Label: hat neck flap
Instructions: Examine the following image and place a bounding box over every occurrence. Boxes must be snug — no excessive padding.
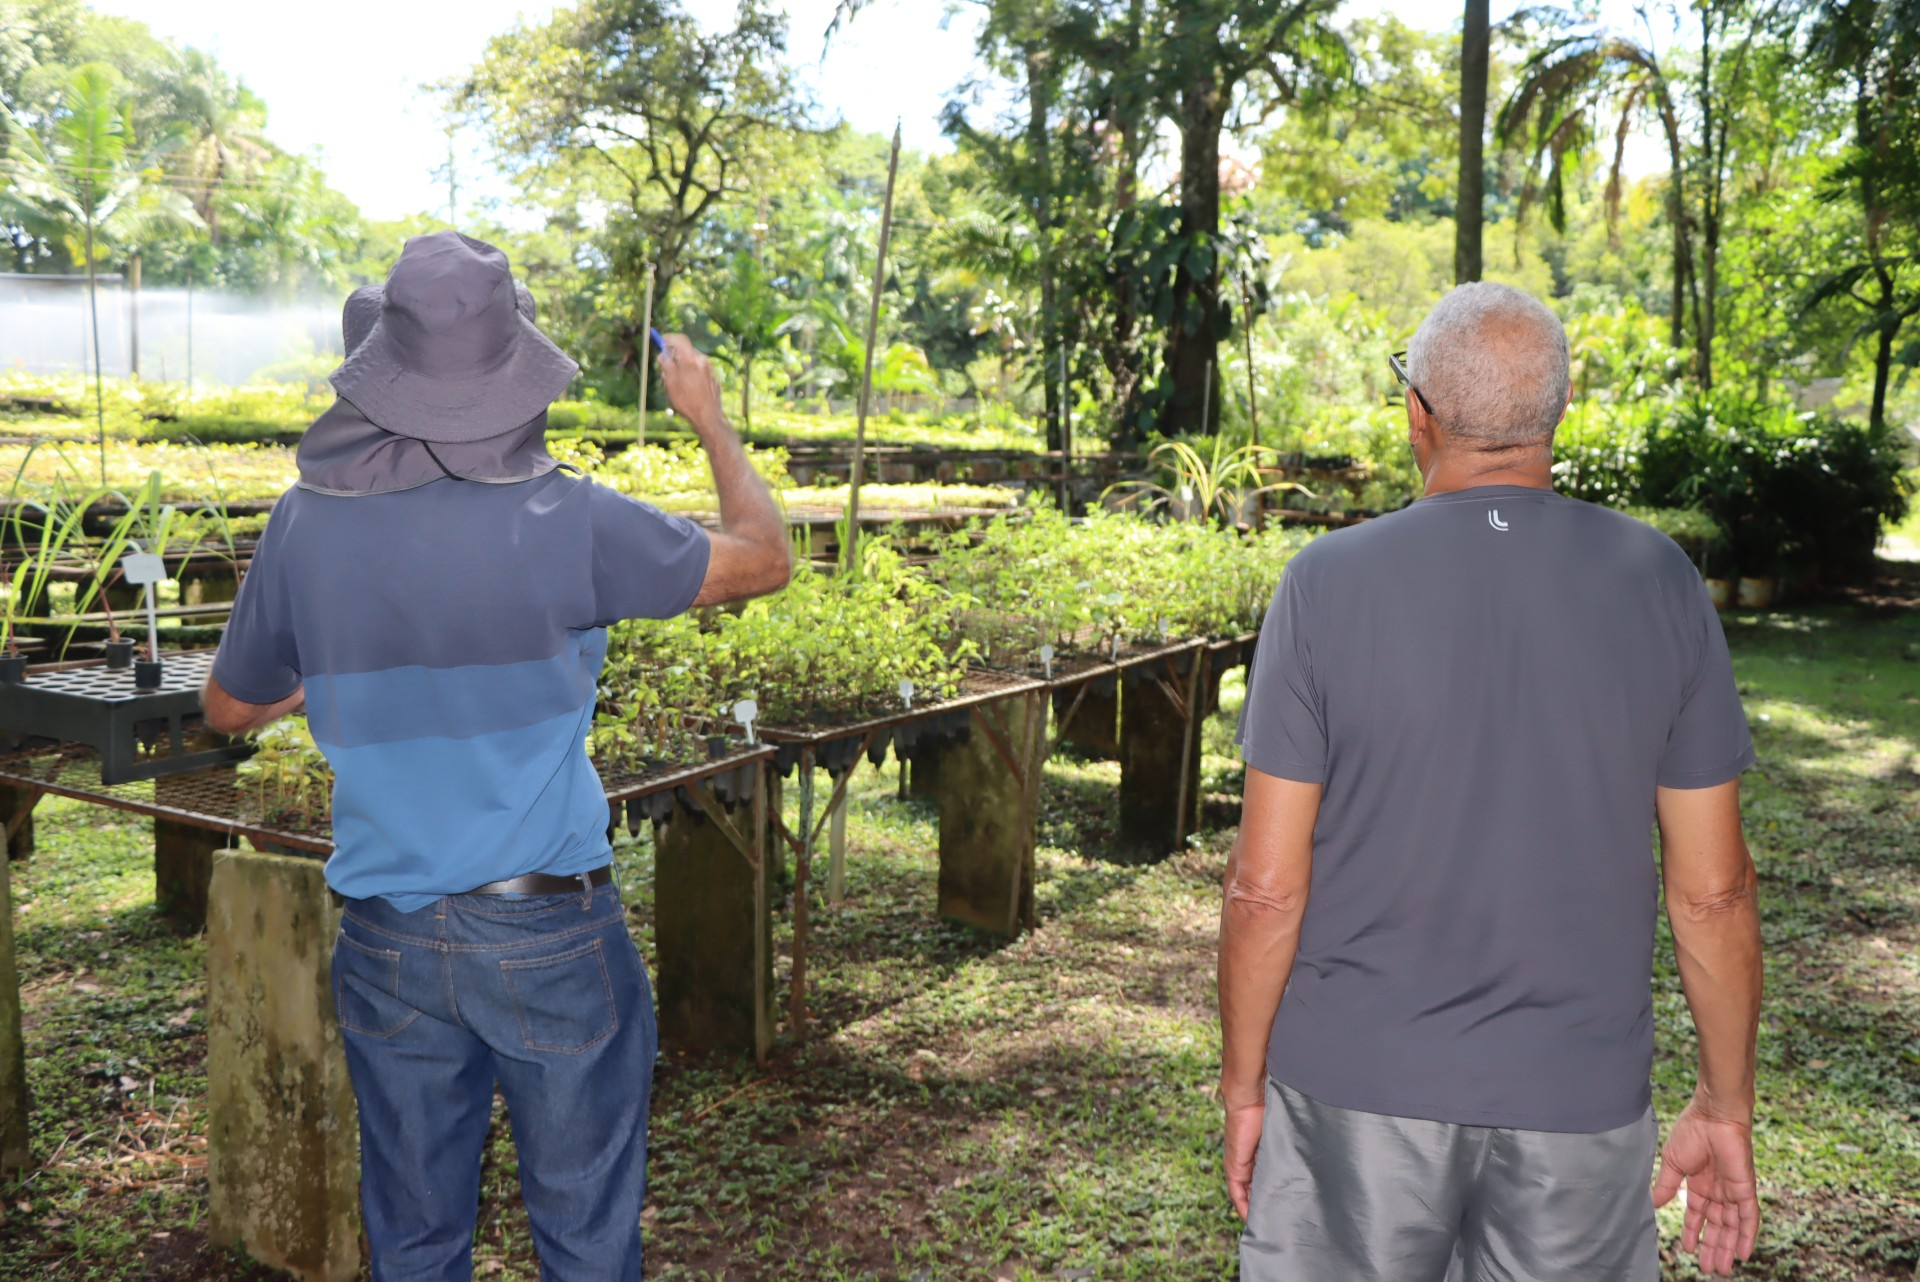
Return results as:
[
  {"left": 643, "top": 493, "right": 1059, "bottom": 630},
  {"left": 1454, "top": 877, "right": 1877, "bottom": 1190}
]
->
[{"left": 294, "top": 398, "right": 562, "bottom": 497}]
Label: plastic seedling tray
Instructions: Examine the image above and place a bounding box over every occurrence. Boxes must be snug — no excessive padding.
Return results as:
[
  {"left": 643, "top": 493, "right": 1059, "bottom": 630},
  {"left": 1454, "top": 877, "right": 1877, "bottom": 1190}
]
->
[{"left": 0, "top": 649, "right": 251, "bottom": 784}]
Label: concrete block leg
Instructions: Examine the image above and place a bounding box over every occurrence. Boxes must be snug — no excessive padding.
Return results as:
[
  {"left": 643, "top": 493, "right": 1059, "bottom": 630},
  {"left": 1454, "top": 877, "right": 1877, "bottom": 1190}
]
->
[
  {"left": 0, "top": 854, "right": 30, "bottom": 1173},
  {"left": 936, "top": 693, "right": 1045, "bottom": 937},
  {"left": 154, "top": 817, "right": 221, "bottom": 929},
  {"left": 206, "top": 849, "right": 360, "bottom": 1282},
  {"left": 907, "top": 740, "right": 944, "bottom": 799},
  {"left": 653, "top": 781, "right": 772, "bottom": 1059},
  {"left": 1053, "top": 679, "right": 1119, "bottom": 760},
  {"left": 1, "top": 784, "right": 36, "bottom": 862},
  {"left": 1116, "top": 665, "right": 1203, "bottom": 864}
]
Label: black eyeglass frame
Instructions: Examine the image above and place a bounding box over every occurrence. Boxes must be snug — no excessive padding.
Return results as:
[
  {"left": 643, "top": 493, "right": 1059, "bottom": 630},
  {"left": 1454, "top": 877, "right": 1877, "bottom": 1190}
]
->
[{"left": 1388, "top": 350, "right": 1435, "bottom": 418}]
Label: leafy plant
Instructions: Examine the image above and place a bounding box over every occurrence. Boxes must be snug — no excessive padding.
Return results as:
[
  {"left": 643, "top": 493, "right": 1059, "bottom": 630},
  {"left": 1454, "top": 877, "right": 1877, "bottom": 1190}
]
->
[
  {"left": 1103, "top": 437, "right": 1303, "bottom": 525},
  {"left": 236, "top": 716, "right": 331, "bottom": 828},
  {"left": 611, "top": 539, "right": 976, "bottom": 727}
]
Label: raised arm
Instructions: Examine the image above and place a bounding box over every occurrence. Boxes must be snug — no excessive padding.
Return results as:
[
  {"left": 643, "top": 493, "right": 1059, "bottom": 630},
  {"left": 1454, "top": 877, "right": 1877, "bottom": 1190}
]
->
[
  {"left": 1651, "top": 778, "right": 1763, "bottom": 1277},
  {"left": 1218, "top": 767, "right": 1321, "bottom": 1218},
  {"left": 658, "top": 334, "right": 791, "bottom": 606}
]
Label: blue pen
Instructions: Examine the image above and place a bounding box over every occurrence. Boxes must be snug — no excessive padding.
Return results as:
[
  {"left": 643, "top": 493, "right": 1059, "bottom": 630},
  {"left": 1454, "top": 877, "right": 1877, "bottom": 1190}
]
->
[{"left": 648, "top": 327, "right": 666, "bottom": 355}]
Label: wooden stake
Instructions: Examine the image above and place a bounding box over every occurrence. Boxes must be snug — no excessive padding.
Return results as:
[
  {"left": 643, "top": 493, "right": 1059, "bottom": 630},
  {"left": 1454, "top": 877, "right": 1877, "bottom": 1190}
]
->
[
  {"left": 1058, "top": 345, "right": 1072, "bottom": 513},
  {"left": 638, "top": 262, "right": 656, "bottom": 447},
  {"left": 843, "top": 121, "right": 903, "bottom": 581}
]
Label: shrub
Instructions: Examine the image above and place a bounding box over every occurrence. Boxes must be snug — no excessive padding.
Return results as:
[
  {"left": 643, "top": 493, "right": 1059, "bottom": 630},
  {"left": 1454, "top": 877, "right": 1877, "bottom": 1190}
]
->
[{"left": 1639, "top": 395, "right": 1911, "bottom": 582}]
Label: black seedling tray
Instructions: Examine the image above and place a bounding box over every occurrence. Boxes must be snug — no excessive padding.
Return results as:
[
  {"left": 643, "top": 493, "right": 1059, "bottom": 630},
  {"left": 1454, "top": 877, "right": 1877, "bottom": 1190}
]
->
[{"left": 0, "top": 649, "right": 251, "bottom": 784}]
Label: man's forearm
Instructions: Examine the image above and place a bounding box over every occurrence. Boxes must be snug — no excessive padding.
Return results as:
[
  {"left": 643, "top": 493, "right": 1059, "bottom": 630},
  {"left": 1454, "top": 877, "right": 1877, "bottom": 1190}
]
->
[
  {"left": 695, "top": 417, "right": 783, "bottom": 548},
  {"left": 201, "top": 676, "right": 304, "bottom": 736},
  {"left": 1218, "top": 845, "right": 1306, "bottom": 1107},
  {"left": 1669, "top": 868, "right": 1764, "bottom": 1116}
]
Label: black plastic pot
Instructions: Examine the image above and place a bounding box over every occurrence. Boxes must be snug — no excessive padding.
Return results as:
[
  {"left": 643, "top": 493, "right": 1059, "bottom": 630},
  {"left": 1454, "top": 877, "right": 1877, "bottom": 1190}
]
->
[
  {"left": 0, "top": 655, "right": 26, "bottom": 684},
  {"left": 134, "top": 658, "right": 163, "bottom": 690},
  {"left": 104, "top": 638, "right": 136, "bottom": 670}
]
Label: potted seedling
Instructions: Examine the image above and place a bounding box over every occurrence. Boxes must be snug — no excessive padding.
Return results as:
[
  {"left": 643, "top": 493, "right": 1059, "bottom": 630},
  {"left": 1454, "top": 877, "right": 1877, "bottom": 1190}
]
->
[{"left": 122, "top": 548, "right": 167, "bottom": 688}]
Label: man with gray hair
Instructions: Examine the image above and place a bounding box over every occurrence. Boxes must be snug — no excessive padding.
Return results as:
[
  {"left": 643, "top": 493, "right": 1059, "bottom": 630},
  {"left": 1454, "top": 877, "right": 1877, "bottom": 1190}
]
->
[{"left": 1219, "top": 281, "right": 1764, "bottom": 1278}]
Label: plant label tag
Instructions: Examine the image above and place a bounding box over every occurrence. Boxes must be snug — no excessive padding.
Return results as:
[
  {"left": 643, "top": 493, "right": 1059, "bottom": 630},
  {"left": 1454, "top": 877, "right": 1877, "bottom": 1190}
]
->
[
  {"left": 1038, "top": 643, "right": 1054, "bottom": 679},
  {"left": 1158, "top": 619, "right": 1169, "bottom": 642},
  {"left": 1110, "top": 634, "right": 1121, "bottom": 661},
  {"left": 732, "top": 698, "right": 759, "bottom": 745},
  {"left": 121, "top": 551, "right": 167, "bottom": 586},
  {"left": 898, "top": 679, "right": 914, "bottom": 710}
]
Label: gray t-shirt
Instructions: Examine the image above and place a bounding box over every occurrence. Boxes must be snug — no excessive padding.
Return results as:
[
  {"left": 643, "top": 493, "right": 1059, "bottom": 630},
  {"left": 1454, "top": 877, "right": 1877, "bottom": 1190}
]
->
[{"left": 1238, "top": 484, "right": 1754, "bottom": 1133}]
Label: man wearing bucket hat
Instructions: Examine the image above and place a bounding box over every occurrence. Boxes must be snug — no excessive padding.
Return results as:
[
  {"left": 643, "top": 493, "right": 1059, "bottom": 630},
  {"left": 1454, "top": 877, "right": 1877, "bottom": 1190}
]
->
[{"left": 204, "top": 230, "right": 790, "bottom": 1279}]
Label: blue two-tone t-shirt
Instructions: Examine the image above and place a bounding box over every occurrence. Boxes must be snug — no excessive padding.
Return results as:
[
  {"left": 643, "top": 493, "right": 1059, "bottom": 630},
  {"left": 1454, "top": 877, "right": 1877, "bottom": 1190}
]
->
[{"left": 213, "top": 471, "right": 710, "bottom": 911}]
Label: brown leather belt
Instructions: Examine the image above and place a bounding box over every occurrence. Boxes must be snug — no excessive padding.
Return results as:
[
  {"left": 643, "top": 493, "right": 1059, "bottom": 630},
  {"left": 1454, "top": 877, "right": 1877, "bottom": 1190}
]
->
[{"left": 463, "top": 865, "right": 614, "bottom": 896}]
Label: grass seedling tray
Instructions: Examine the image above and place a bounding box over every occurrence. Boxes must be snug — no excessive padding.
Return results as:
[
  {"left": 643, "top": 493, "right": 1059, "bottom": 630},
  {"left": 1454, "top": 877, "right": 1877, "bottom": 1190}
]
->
[{"left": 0, "top": 649, "right": 247, "bottom": 784}]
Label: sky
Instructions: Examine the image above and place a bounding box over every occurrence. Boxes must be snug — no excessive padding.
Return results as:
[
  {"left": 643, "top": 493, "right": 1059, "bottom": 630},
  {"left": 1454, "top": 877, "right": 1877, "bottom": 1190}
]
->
[{"left": 88, "top": 0, "right": 1663, "bottom": 224}]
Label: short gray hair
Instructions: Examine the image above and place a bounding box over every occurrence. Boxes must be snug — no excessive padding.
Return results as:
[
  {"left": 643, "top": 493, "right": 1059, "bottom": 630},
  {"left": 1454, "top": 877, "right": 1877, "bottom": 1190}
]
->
[{"left": 1407, "top": 282, "right": 1570, "bottom": 449}]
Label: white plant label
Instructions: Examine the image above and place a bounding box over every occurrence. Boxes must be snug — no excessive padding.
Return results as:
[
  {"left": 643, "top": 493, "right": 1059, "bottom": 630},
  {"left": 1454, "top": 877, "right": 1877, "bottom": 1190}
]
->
[
  {"left": 1158, "top": 619, "right": 1169, "bottom": 642},
  {"left": 1038, "top": 643, "right": 1055, "bottom": 680},
  {"left": 121, "top": 551, "right": 166, "bottom": 586},
  {"left": 899, "top": 679, "right": 915, "bottom": 710},
  {"left": 732, "top": 698, "right": 759, "bottom": 745}
]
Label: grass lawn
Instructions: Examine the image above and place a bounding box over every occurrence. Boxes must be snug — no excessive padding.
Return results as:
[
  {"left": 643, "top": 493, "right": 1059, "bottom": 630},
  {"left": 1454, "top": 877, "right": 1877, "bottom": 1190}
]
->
[{"left": 1, "top": 567, "right": 1917, "bottom": 1280}]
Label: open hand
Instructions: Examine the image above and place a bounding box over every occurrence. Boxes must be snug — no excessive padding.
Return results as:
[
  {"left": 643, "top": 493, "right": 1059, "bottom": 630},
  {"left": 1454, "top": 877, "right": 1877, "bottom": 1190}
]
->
[{"left": 1652, "top": 1094, "right": 1760, "bottom": 1275}]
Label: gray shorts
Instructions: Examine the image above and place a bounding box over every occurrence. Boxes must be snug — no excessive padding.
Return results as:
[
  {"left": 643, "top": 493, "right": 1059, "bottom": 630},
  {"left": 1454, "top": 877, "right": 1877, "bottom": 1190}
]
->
[{"left": 1241, "top": 1079, "right": 1658, "bottom": 1282}]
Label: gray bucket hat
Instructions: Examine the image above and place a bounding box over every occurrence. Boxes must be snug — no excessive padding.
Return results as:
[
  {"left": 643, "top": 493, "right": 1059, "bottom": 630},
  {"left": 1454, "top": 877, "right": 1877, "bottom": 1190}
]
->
[{"left": 330, "top": 231, "right": 577, "bottom": 443}]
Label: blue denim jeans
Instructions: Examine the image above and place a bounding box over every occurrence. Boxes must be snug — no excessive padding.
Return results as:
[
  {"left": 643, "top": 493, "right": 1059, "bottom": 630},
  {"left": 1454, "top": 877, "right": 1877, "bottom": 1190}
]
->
[{"left": 332, "top": 883, "right": 655, "bottom": 1282}]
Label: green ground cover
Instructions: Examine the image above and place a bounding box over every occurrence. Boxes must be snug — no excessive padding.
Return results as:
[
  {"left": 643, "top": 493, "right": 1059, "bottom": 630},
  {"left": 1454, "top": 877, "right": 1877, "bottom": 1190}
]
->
[{"left": 1, "top": 571, "right": 1917, "bottom": 1279}]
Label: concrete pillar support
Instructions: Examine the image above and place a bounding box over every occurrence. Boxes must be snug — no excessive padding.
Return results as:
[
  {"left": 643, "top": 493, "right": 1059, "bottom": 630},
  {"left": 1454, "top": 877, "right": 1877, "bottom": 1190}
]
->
[
  {"left": 653, "top": 771, "right": 772, "bottom": 1060},
  {"left": 935, "top": 692, "right": 1046, "bottom": 937},
  {"left": 154, "top": 816, "right": 221, "bottom": 929},
  {"left": 1, "top": 784, "right": 37, "bottom": 862},
  {"left": 1116, "top": 655, "right": 1204, "bottom": 864},
  {"left": 1052, "top": 677, "right": 1119, "bottom": 760},
  {"left": 206, "top": 848, "right": 360, "bottom": 1282},
  {"left": 0, "top": 853, "right": 29, "bottom": 1174}
]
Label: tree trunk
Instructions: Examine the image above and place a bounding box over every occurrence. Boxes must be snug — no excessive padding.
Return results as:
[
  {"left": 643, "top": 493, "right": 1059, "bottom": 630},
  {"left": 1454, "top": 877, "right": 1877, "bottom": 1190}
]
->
[
  {"left": 1455, "top": 0, "right": 1490, "bottom": 284},
  {"left": 1695, "top": 13, "right": 1716, "bottom": 390},
  {"left": 742, "top": 354, "right": 753, "bottom": 430},
  {"left": 1870, "top": 320, "right": 1892, "bottom": 435},
  {"left": 1170, "top": 64, "right": 1226, "bottom": 435},
  {"left": 1858, "top": 76, "right": 1895, "bottom": 434},
  {"left": 1027, "top": 47, "right": 1061, "bottom": 452},
  {"left": 1107, "top": 0, "right": 1149, "bottom": 447}
]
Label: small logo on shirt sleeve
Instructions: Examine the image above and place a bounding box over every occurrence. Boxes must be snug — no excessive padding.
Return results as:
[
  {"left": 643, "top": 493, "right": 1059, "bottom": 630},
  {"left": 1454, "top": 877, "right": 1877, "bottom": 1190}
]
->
[{"left": 1487, "top": 509, "right": 1510, "bottom": 532}]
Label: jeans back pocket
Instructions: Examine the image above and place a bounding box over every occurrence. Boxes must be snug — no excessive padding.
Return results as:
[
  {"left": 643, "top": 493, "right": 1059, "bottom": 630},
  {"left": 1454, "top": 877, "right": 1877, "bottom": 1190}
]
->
[
  {"left": 333, "top": 932, "right": 418, "bottom": 1039},
  {"left": 499, "top": 939, "right": 617, "bottom": 1054}
]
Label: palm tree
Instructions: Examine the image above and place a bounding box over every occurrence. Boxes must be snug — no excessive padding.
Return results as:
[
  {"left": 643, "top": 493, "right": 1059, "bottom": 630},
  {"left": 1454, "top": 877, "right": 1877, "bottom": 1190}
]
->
[
  {"left": 1495, "top": 23, "right": 1692, "bottom": 350},
  {"left": 165, "top": 49, "right": 271, "bottom": 246},
  {"left": 702, "top": 252, "right": 796, "bottom": 430},
  {"left": 1, "top": 63, "right": 201, "bottom": 482}
]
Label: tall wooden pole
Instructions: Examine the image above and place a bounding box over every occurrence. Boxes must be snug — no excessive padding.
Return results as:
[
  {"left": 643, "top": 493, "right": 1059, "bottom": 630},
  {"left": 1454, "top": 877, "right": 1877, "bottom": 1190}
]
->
[
  {"left": 1058, "top": 344, "right": 1072, "bottom": 513},
  {"left": 638, "top": 262, "right": 656, "bottom": 446},
  {"left": 84, "top": 203, "right": 105, "bottom": 487},
  {"left": 843, "top": 121, "right": 902, "bottom": 580},
  {"left": 1242, "top": 282, "right": 1259, "bottom": 452}
]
